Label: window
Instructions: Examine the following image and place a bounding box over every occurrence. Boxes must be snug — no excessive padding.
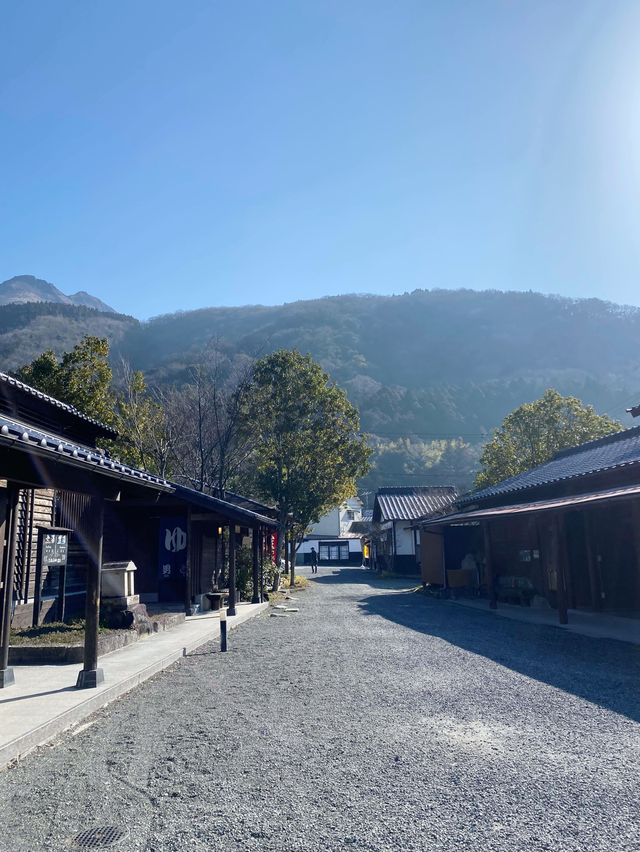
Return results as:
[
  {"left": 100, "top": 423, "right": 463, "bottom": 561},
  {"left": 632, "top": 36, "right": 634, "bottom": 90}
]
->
[{"left": 318, "top": 542, "right": 350, "bottom": 562}]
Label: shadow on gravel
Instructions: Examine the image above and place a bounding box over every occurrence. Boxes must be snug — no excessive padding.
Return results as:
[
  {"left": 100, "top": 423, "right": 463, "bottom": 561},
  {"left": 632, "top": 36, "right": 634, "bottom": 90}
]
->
[
  {"left": 358, "top": 587, "right": 640, "bottom": 723},
  {"left": 311, "top": 567, "right": 417, "bottom": 591}
]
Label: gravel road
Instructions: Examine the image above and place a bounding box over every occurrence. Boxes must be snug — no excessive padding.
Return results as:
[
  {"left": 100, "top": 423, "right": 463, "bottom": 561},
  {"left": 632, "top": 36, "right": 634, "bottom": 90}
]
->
[{"left": 1, "top": 567, "right": 639, "bottom": 852}]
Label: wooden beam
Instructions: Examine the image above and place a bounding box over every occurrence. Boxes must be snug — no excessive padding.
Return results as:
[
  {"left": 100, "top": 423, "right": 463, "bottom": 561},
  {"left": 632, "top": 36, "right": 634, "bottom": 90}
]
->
[
  {"left": 554, "top": 514, "right": 569, "bottom": 625},
  {"left": 0, "top": 485, "right": 19, "bottom": 687},
  {"left": 184, "top": 507, "right": 192, "bottom": 615},
  {"left": 583, "top": 511, "right": 601, "bottom": 612},
  {"left": 76, "top": 496, "right": 105, "bottom": 689},
  {"left": 483, "top": 522, "right": 497, "bottom": 609},
  {"left": 252, "top": 527, "right": 261, "bottom": 604},
  {"left": 227, "top": 525, "right": 237, "bottom": 617}
]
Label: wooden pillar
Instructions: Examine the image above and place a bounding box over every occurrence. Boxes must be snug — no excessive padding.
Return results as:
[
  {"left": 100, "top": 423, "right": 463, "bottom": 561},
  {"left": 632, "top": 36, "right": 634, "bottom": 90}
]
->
[
  {"left": 583, "top": 512, "right": 601, "bottom": 612},
  {"left": 76, "top": 496, "right": 105, "bottom": 689},
  {"left": 252, "top": 526, "right": 261, "bottom": 604},
  {"left": 629, "top": 501, "right": 640, "bottom": 611},
  {"left": 0, "top": 485, "right": 20, "bottom": 688},
  {"left": 554, "top": 514, "right": 569, "bottom": 625},
  {"left": 483, "top": 522, "right": 497, "bottom": 609},
  {"left": 259, "top": 530, "right": 265, "bottom": 602},
  {"left": 220, "top": 526, "right": 227, "bottom": 587},
  {"left": 184, "top": 508, "right": 192, "bottom": 616},
  {"left": 227, "top": 525, "right": 237, "bottom": 617}
]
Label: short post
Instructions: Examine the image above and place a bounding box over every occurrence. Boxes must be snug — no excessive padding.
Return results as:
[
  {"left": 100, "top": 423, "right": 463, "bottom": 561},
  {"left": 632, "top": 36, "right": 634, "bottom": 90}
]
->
[{"left": 220, "top": 607, "right": 228, "bottom": 652}]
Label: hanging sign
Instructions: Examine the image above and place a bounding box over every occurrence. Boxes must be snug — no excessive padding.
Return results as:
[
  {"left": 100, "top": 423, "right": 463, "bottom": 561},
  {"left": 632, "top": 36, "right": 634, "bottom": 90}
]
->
[{"left": 158, "top": 516, "right": 188, "bottom": 580}]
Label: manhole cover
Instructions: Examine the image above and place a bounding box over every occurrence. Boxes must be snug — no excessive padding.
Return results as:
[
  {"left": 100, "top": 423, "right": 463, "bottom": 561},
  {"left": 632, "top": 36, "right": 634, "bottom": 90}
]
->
[{"left": 72, "top": 825, "right": 128, "bottom": 848}]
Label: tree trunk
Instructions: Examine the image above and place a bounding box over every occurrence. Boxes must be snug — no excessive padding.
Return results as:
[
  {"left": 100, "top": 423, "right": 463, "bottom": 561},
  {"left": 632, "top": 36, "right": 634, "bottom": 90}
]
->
[
  {"left": 289, "top": 535, "right": 296, "bottom": 588},
  {"left": 273, "top": 517, "right": 286, "bottom": 592}
]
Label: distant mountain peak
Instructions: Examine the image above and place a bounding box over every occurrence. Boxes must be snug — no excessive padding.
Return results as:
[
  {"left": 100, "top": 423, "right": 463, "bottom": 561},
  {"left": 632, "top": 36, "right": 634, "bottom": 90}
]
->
[{"left": 0, "top": 275, "right": 115, "bottom": 313}]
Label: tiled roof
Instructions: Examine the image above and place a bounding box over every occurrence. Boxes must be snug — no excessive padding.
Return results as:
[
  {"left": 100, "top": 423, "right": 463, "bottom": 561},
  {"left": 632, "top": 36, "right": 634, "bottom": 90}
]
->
[
  {"left": 0, "top": 414, "right": 171, "bottom": 490},
  {"left": 0, "top": 372, "right": 118, "bottom": 438},
  {"left": 345, "top": 519, "right": 372, "bottom": 536},
  {"left": 373, "top": 486, "right": 458, "bottom": 522},
  {"left": 460, "top": 426, "right": 640, "bottom": 506},
  {"left": 171, "top": 484, "right": 277, "bottom": 527},
  {"left": 221, "top": 489, "right": 277, "bottom": 517}
]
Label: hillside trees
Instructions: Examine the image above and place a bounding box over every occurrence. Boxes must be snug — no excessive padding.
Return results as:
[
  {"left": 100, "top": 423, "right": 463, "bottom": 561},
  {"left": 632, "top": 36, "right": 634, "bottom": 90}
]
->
[
  {"left": 15, "top": 337, "right": 174, "bottom": 473},
  {"left": 245, "top": 349, "right": 371, "bottom": 587},
  {"left": 475, "top": 389, "right": 622, "bottom": 488},
  {"left": 16, "top": 336, "right": 116, "bottom": 426}
]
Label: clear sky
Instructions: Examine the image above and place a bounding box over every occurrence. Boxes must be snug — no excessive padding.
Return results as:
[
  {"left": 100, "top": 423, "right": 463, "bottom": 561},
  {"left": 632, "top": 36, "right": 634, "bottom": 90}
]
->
[{"left": 1, "top": 1, "right": 639, "bottom": 318}]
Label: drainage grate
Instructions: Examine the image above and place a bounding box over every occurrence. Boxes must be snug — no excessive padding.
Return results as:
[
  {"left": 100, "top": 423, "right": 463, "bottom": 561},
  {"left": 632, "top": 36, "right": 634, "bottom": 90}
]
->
[{"left": 72, "top": 826, "right": 128, "bottom": 848}]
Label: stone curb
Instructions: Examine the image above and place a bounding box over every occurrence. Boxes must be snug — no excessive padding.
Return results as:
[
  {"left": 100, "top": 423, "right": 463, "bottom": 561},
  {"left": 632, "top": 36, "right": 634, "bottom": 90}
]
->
[{"left": 0, "top": 602, "right": 269, "bottom": 770}]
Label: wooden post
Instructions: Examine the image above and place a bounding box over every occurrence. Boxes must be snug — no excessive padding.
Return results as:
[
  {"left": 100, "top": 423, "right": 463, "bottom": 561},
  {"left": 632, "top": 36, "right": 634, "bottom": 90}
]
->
[
  {"left": 23, "top": 489, "right": 35, "bottom": 604},
  {"left": 220, "top": 526, "right": 227, "bottom": 587},
  {"left": 259, "top": 530, "right": 265, "bottom": 602},
  {"left": 227, "top": 525, "right": 237, "bottom": 617},
  {"left": 184, "top": 508, "right": 192, "bottom": 616},
  {"left": 629, "top": 501, "right": 640, "bottom": 610},
  {"left": 252, "top": 527, "right": 261, "bottom": 604},
  {"left": 76, "top": 496, "right": 105, "bottom": 689},
  {"left": 0, "top": 485, "right": 19, "bottom": 688},
  {"left": 555, "top": 514, "right": 569, "bottom": 625},
  {"left": 583, "top": 512, "right": 601, "bottom": 612},
  {"left": 483, "top": 522, "right": 497, "bottom": 609}
]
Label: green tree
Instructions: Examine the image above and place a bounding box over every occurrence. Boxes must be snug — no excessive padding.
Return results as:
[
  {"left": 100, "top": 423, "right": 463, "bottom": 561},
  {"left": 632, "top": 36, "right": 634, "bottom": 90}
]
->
[
  {"left": 475, "top": 389, "right": 622, "bottom": 489},
  {"left": 16, "top": 336, "right": 116, "bottom": 427},
  {"left": 245, "top": 350, "right": 371, "bottom": 586}
]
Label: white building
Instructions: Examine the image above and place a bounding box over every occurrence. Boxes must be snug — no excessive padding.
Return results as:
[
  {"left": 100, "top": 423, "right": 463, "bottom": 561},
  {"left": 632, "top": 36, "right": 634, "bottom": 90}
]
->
[{"left": 297, "top": 497, "right": 364, "bottom": 566}]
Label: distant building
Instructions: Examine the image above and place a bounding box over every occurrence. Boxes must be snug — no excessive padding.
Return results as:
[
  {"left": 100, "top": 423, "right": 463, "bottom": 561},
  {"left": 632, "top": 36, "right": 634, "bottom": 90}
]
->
[
  {"left": 297, "top": 497, "right": 365, "bottom": 566},
  {"left": 370, "top": 486, "right": 458, "bottom": 574}
]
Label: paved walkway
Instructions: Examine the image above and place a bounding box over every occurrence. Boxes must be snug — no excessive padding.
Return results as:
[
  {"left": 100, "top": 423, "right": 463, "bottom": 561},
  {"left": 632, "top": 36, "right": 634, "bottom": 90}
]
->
[
  {"left": 1, "top": 568, "right": 639, "bottom": 851},
  {"left": 0, "top": 601, "right": 268, "bottom": 769},
  {"left": 452, "top": 596, "right": 640, "bottom": 643}
]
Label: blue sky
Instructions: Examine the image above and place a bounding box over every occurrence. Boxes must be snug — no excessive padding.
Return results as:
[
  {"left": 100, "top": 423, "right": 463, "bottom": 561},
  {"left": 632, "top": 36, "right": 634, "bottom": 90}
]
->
[{"left": 1, "top": 1, "right": 638, "bottom": 318}]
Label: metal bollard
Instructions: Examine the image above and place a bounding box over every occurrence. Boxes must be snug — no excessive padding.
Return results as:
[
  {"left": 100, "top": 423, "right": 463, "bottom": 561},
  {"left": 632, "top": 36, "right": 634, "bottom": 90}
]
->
[{"left": 220, "top": 607, "right": 228, "bottom": 652}]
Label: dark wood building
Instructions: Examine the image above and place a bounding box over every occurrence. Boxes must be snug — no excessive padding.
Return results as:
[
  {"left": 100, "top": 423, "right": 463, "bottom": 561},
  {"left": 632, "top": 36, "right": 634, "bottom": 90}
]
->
[
  {"left": 0, "top": 372, "right": 275, "bottom": 690},
  {"left": 418, "top": 426, "right": 640, "bottom": 623}
]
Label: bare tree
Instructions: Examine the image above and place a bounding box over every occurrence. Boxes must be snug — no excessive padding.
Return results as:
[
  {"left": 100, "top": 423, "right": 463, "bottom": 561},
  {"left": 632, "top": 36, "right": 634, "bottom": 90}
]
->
[{"left": 168, "top": 343, "right": 257, "bottom": 494}]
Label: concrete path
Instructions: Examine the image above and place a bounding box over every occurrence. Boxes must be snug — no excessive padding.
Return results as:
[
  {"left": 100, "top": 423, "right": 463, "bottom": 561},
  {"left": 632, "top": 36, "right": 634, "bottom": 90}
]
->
[
  {"left": 0, "top": 601, "right": 268, "bottom": 769},
  {"left": 451, "top": 596, "right": 640, "bottom": 643},
  {"left": 1, "top": 568, "right": 639, "bottom": 851}
]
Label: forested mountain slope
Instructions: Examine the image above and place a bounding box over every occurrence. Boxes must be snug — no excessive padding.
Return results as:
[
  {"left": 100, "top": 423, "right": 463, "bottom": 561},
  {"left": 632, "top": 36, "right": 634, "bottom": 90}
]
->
[
  {"left": 1, "top": 287, "right": 639, "bottom": 490},
  {"left": 117, "top": 289, "right": 640, "bottom": 433}
]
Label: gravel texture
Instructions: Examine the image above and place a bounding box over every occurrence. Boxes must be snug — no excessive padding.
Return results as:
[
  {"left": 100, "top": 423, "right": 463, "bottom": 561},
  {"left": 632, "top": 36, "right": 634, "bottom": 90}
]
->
[{"left": 1, "top": 567, "right": 640, "bottom": 851}]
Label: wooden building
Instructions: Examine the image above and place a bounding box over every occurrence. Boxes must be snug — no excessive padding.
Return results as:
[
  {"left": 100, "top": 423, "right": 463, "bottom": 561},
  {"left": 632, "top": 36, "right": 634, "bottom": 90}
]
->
[
  {"left": 0, "top": 372, "right": 276, "bottom": 690},
  {"left": 418, "top": 426, "right": 640, "bottom": 623},
  {"left": 370, "top": 486, "right": 457, "bottom": 574}
]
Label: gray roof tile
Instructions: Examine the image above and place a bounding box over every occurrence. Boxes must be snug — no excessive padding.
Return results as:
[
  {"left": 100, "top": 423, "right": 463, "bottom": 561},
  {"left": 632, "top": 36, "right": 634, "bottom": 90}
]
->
[
  {"left": 374, "top": 486, "right": 458, "bottom": 522},
  {"left": 462, "top": 426, "right": 640, "bottom": 506}
]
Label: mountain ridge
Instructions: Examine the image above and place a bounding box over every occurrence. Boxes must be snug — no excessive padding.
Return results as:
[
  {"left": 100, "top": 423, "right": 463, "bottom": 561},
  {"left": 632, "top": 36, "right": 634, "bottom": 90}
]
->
[{"left": 0, "top": 275, "right": 115, "bottom": 313}]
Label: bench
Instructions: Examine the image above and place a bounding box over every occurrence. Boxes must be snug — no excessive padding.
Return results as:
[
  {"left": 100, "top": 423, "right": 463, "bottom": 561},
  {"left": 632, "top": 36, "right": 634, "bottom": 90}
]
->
[{"left": 496, "top": 575, "right": 535, "bottom": 606}]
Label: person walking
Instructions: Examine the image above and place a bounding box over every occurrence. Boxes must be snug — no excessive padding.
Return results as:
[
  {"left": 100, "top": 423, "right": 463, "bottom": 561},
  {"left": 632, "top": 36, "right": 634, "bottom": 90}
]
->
[{"left": 310, "top": 546, "right": 318, "bottom": 574}]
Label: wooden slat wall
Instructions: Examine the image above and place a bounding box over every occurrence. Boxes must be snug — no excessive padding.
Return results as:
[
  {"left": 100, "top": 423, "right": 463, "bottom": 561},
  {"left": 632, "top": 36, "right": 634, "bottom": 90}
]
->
[
  {"left": 56, "top": 491, "right": 92, "bottom": 593},
  {"left": 13, "top": 488, "right": 55, "bottom": 602}
]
